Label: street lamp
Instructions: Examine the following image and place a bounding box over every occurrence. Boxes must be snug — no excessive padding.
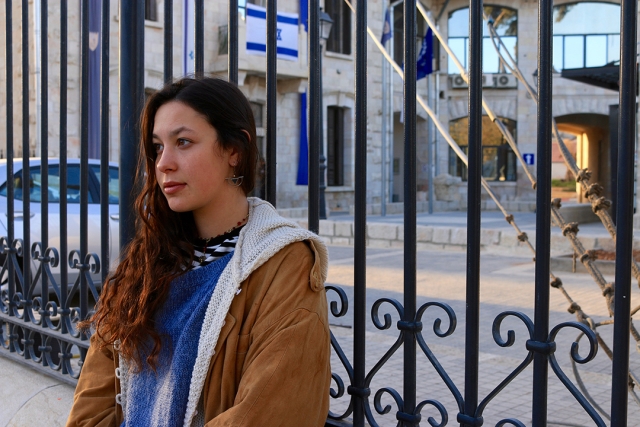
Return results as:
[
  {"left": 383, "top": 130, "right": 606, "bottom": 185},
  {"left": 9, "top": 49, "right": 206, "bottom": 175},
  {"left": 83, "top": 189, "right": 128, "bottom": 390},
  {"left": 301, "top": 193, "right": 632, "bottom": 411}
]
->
[{"left": 318, "top": 9, "right": 332, "bottom": 219}]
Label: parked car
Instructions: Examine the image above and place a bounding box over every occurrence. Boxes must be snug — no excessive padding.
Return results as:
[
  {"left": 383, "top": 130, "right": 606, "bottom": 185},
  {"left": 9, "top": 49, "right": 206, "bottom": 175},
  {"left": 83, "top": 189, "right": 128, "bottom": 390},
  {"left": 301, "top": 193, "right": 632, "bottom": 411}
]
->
[{"left": 0, "top": 158, "right": 120, "bottom": 293}]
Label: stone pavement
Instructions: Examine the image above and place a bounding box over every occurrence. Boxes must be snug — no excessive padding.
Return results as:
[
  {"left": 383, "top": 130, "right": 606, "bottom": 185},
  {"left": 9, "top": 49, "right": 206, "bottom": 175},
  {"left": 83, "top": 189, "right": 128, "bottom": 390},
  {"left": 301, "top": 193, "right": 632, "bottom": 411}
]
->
[
  {"left": 0, "top": 355, "right": 75, "bottom": 426},
  {"left": 325, "top": 245, "right": 640, "bottom": 427}
]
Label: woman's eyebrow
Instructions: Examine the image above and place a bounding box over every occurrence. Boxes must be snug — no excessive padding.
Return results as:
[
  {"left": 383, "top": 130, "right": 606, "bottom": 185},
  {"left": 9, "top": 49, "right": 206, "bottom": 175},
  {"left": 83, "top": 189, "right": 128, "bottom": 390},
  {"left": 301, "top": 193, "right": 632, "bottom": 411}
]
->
[{"left": 152, "top": 126, "right": 194, "bottom": 140}]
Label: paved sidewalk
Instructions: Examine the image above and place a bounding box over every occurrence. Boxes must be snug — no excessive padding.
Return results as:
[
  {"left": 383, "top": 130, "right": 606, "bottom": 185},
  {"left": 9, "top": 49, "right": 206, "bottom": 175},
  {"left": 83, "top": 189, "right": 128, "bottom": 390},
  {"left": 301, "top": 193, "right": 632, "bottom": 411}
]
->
[
  {"left": 325, "top": 245, "right": 640, "bottom": 427},
  {"left": 0, "top": 355, "right": 75, "bottom": 426}
]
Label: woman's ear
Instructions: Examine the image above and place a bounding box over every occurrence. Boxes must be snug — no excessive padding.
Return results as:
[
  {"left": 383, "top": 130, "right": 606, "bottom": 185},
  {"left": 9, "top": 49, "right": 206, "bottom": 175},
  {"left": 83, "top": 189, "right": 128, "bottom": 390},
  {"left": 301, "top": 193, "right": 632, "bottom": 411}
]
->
[{"left": 228, "top": 147, "right": 240, "bottom": 167}]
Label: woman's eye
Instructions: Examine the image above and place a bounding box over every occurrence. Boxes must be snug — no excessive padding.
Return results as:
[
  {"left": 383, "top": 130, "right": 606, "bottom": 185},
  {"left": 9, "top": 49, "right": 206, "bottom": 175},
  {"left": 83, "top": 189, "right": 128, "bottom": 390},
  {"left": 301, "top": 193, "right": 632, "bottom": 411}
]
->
[
  {"left": 177, "top": 138, "right": 191, "bottom": 147},
  {"left": 153, "top": 143, "right": 164, "bottom": 153}
]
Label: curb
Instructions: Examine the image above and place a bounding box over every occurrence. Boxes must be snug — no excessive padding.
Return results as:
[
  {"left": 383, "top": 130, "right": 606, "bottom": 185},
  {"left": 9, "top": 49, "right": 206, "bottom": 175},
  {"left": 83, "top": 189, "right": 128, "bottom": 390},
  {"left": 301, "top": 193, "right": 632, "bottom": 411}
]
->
[{"left": 295, "top": 219, "right": 639, "bottom": 256}]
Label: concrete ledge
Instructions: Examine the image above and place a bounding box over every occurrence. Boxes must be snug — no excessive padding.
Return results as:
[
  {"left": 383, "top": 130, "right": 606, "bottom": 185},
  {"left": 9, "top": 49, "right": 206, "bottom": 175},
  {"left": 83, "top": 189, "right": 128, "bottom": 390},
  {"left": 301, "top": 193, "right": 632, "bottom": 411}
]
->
[{"left": 308, "top": 219, "right": 640, "bottom": 256}]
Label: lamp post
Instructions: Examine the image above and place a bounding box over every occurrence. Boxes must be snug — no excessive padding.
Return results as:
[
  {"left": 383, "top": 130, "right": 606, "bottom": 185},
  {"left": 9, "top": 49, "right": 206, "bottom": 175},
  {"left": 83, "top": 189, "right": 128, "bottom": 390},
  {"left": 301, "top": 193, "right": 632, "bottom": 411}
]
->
[{"left": 318, "top": 9, "right": 332, "bottom": 219}]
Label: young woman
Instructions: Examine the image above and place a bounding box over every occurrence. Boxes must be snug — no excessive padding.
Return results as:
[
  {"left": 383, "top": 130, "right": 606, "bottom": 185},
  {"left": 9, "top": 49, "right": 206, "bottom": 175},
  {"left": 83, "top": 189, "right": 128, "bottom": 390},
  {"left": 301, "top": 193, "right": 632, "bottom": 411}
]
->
[{"left": 66, "top": 77, "right": 331, "bottom": 427}]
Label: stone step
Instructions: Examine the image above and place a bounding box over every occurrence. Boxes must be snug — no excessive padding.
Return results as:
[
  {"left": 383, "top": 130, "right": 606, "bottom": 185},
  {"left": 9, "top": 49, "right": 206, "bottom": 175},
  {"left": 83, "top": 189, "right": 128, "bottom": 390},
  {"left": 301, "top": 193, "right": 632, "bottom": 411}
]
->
[{"left": 294, "top": 219, "right": 640, "bottom": 256}]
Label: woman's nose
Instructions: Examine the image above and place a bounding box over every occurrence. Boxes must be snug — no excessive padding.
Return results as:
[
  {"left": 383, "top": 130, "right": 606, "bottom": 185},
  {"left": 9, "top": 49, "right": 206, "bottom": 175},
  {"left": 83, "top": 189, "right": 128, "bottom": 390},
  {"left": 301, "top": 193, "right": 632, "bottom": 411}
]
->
[{"left": 156, "top": 146, "right": 176, "bottom": 173}]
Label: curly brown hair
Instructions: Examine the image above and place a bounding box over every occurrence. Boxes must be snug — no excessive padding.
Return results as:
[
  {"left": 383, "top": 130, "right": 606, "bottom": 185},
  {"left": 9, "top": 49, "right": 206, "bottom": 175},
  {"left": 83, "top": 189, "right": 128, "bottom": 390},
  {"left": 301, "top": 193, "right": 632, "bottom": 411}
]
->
[{"left": 83, "top": 77, "right": 258, "bottom": 370}]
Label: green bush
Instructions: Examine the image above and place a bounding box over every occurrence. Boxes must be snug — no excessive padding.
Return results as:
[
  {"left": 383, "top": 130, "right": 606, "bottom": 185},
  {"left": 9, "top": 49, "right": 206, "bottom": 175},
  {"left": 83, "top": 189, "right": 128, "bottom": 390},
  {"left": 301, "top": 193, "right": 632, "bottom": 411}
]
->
[{"left": 551, "top": 179, "right": 576, "bottom": 189}]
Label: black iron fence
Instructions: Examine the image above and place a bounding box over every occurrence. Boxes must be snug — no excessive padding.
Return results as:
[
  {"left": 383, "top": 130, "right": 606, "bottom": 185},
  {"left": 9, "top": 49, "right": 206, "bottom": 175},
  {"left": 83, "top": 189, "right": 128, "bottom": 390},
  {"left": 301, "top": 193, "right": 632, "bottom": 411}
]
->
[{"left": 0, "top": 1, "right": 638, "bottom": 426}]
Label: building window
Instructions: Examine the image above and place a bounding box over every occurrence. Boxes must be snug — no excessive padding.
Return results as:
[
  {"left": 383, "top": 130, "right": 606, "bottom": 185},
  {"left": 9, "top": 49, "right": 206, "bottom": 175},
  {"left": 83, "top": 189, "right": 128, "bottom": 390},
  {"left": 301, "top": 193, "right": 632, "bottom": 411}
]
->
[
  {"left": 325, "top": 0, "right": 351, "bottom": 55},
  {"left": 448, "top": 116, "right": 517, "bottom": 182},
  {"left": 145, "top": 0, "right": 158, "bottom": 22},
  {"left": 447, "top": 6, "right": 517, "bottom": 74},
  {"left": 553, "top": 2, "right": 620, "bottom": 71},
  {"left": 327, "top": 106, "right": 346, "bottom": 186}
]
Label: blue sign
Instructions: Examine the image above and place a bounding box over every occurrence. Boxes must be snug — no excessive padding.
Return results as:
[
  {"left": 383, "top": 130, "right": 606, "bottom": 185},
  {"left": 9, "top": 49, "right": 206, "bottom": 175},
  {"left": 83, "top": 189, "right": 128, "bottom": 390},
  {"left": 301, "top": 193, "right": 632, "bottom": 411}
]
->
[{"left": 523, "top": 153, "right": 535, "bottom": 165}]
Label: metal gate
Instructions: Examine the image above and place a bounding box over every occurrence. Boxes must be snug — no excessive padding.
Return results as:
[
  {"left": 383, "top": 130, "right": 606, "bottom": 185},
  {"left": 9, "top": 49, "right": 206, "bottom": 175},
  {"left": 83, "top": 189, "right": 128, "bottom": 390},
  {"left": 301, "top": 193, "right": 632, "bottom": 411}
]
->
[{"left": 0, "top": 0, "right": 638, "bottom": 426}]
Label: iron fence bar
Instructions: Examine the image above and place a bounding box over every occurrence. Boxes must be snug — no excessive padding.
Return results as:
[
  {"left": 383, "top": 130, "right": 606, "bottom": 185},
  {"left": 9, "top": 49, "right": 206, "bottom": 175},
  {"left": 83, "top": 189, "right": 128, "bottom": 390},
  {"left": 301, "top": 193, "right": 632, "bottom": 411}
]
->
[
  {"left": 80, "top": 0, "right": 90, "bottom": 327},
  {"left": 532, "top": 0, "right": 554, "bottom": 423},
  {"left": 119, "top": 0, "right": 144, "bottom": 250},
  {"left": 308, "top": 0, "right": 319, "bottom": 234},
  {"left": 5, "top": 0, "right": 15, "bottom": 338},
  {"left": 195, "top": 0, "right": 204, "bottom": 75},
  {"left": 21, "top": 0, "right": 31, "bottom": 309},
  {"left": 265, "top": 0, "right": 277, "bottom": 206},
  {"left": 59, "top": 0, "right": 68, "bottom": 336},
  {"left": 40, "top": 0, "right": 49, "bottom": 317},
  {"left": 228, "top": 0, "right": 238, "bottom": 83},
  {"left": 403, "top": 0, "right": 417, "bottom": 424},
  {"left": 164, "top": 0, "right": 173, "bottom": 82},
  {"left": 610, "top": 0, "right": 638, "bottom": 424},
  {"left": 353, "top": 2, "right": 367, "bottom": 425},
  {"left": 100, "top": 0, "right": 110, "bottom": 284},
  {"left": 463, "top": 0, "right": 483, "bottom": 423}
]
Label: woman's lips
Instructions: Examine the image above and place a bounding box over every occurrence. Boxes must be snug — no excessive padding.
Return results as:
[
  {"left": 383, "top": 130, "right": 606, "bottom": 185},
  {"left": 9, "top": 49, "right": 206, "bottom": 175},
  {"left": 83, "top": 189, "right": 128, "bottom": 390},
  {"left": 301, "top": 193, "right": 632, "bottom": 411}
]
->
[{"left": 163, "top": 182, "right": 186, "bottom": 194}]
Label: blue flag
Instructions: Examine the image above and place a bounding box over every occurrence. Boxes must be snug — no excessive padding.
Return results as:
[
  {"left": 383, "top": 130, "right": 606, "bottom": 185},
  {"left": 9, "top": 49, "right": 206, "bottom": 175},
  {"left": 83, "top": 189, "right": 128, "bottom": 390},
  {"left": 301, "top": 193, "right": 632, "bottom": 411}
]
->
[
  {"left": 381, "top": 7, "right": 392, "bottom": 46},
  {"left": 417, "top": 28, "right": 433, "bottom": 80}
]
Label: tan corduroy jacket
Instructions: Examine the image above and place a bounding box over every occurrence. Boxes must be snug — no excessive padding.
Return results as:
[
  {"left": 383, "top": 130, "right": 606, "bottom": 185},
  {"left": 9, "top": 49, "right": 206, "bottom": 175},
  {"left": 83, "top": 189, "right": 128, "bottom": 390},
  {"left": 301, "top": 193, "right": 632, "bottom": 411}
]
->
[{"left": 66, "top": 240, "right": 331, "bottom": 427}]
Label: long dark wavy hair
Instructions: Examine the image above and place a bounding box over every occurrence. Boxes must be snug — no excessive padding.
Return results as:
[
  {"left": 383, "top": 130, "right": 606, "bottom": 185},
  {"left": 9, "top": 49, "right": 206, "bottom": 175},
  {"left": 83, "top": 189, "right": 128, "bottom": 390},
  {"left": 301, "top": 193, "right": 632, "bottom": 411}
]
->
[{"left": 84, "top": 77, "right": 258, "bottom": 370}]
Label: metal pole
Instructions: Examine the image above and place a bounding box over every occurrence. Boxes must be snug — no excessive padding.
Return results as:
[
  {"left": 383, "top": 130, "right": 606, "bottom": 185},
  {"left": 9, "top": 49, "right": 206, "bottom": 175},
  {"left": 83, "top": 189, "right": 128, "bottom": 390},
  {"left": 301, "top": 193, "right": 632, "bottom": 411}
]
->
[
  {"left": 610, "top": 0, "right": 637, "bottom": 424},
  {"left": 265, "top": 0, "right": 277, "bottom": 205},
  {"left": 427, "top": 72, "right": 434, "bottom": 214},
  {"left": 100, "top": 0, "right": 110, "bottom": 283},
  {"left": 119, "top": 0, "right": 144, "bottom": 249},
  {"left": 403, "top": 0, "right": 418, "bottom": 423},
  {"left": 164, "top": 0, "right": 173, "bottom": 82},
  {"left": 434, "top": 21, "right": 440, "bottom": 177},
  {"left": 228, "top": 0, "right": 238, "bottom": 83},
  {"left": 463, "top": 0, "right": 483, "bottom": 423},
  {"left": 319, "top": 43, "right": 327, "bottom": 220},
  {"left": 389, "top": 3, "right": 395, "bottom": 204},
  {"left": 5, "top": 0, "right": 15, "bottom": 336},
  {"left": 308, "top": 1, "right": 319, "bottom": 233},
  {"left": 532, "top": 0, "right": 554, "bottom": 422},
  {"left": 80, "top": 0, "right": 90, "bottom": 325},
  {"left": 40, "top": 0, "right": 49, "bottom": 308},
  {"left": 21, "top": 0, "right": 31, "bottom": 306},
  {"left": 353, "top": 1, "right": 367, "bottom": 425},
  {"left": 381, "top": 17, "right": 387, "bottom": 217},
  {"left": 59, "top": 0, "right": 68, "bottom": 335},
  {"left": 194, "top": 0, "right": 203, "bottom": 74}
]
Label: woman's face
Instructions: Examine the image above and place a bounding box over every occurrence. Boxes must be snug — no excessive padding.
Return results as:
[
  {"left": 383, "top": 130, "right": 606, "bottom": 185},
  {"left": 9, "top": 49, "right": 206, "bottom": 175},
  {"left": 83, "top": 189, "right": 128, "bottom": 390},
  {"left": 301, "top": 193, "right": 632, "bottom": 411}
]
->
[{"left": 152, "top": 100, "right": 239, "bottom": 216}]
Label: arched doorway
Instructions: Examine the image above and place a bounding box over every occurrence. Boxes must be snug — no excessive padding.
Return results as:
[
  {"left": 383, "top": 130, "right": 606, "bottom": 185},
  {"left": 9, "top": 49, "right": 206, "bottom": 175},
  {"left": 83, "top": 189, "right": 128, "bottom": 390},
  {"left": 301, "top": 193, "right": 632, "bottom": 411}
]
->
[{"left": 554, "top": 113, "right": 611, "bottom": 203}]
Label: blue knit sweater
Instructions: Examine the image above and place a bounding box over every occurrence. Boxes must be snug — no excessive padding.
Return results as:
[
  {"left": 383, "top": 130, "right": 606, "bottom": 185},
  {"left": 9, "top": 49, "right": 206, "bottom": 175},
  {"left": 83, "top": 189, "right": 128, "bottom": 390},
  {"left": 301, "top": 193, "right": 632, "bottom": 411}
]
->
[{"left": 121, "top": 253, "right": 232, "bottom": 427}]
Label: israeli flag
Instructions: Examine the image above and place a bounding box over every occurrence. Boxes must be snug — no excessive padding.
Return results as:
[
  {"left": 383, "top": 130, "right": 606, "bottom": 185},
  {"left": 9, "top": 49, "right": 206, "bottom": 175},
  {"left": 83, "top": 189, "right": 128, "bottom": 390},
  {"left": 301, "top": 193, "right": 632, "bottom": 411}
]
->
[{"left": 246, "top": 4, "right": 299, "bottom": 61}]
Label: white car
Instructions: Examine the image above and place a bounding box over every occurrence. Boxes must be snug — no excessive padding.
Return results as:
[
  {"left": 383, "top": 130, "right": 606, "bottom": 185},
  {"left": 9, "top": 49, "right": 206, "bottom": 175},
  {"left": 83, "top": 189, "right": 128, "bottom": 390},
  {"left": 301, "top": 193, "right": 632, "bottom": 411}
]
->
[{"left": 0, "top": 158, "right": 120, "bottom": 293}]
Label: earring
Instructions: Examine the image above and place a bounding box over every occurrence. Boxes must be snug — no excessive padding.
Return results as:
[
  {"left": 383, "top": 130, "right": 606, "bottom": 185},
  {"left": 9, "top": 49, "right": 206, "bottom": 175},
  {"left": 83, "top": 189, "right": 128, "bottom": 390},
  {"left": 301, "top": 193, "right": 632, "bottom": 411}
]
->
[{"left": 226, "top": 174, "right": 244, "bottom": 187}]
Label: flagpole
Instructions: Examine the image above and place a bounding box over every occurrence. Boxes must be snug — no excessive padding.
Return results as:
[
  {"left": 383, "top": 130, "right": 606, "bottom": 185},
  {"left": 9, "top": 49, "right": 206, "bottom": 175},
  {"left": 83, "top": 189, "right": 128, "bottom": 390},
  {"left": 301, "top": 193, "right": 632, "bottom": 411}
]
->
[
  {"left": 388, "top": 6, "right": 395, "bottom": 205},
  {"left": 381, "top": 56, "right": 387, "bottom": 216},
  {"left": 428, "top": 71, "right": 434, "bottom": 214},
  {"left": 381, "top": 6, "right": 388, "bottom": 217}
]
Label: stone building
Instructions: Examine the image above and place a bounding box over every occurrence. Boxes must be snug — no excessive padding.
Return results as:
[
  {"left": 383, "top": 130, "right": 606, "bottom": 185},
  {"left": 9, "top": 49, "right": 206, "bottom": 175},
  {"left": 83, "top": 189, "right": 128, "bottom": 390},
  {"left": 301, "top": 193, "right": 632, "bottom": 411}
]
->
[{"left": 0, "top": 0, "right": 637, "bottom": 217}]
